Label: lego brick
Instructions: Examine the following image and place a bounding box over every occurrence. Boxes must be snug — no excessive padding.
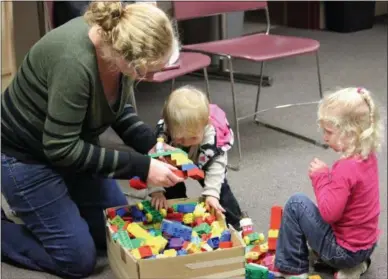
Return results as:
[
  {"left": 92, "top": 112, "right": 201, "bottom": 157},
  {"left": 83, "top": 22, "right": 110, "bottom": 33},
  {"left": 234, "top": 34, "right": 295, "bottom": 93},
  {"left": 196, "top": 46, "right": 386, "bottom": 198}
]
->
[
  {"left": 168, "top": 237, "right": 184, "bottom": 250},
  {"left": 220, "top": 230, "right": 231, "bottom": 242},
  {"left": 180, "top": 163, "right": 197, "bottom": 171},
  {"left": 126, "top": 223, "right": 153, "bottom": 241},
  {"left": 176, "top": 203, "right": 196, "bottom": 213},
  {"left": 129, "top": 177, "right": 147, "bottom": 190},
  {"left": 269, "top": 206, "right": 283, "bottom": 230},
  {"left": 149, "top": 149, "right": 187, "bottom": 159},
  {"left": 245, "top": 263, "right": 269, "bottom": 279},
  {"left": 110, "top": 216, "right": 126, "bottom": 229},
  {"left": 107, "top": 208, "right": 116, "bottom": 219},
  {"left": 268, "top": 237, "right": 277, "bottom": 251},
  {"left": 172, "top": 169, "right": 186, "bottom": 179},
  {"left": 219, "top": 241, "right": 233, "bottom": 249},
  {"left": 268, "top": 229, "right": 279, "bottom": 238},
  {"left": 207, "top": 237, "right": 220, "bottom": 249},
  {"left": 187, "top": 168, "right": 205, "bottom": 180}
]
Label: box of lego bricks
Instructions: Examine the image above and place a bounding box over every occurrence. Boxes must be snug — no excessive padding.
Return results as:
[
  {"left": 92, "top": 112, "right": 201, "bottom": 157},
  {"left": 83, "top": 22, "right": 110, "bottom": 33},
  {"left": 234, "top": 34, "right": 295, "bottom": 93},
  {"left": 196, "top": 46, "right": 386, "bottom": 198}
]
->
[{"left": 105, "top": 197, "right": 246, "bottom": 279}]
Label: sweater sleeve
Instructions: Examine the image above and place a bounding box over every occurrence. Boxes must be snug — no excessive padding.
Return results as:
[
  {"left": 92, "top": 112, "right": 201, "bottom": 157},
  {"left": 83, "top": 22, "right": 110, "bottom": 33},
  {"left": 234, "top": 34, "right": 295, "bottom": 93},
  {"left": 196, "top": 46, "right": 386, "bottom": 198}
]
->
[
  {"left": 309, "top": 160, "right": 354, "bottom": 224},
  {"left": 43, "top": 58, "right": 151, "bottom": 181},
  {"left": 200, "top": 125, "right": 227, "bottom": 200},
  {"left": 111, "top": 101, "right": 157, "bottom": 154}
]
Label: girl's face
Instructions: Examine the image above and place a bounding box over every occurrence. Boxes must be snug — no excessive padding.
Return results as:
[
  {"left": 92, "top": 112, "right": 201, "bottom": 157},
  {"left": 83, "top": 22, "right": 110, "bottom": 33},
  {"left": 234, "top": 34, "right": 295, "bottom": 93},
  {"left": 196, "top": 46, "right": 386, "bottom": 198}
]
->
[
  {"left": 173, "top": 131, "right": 204, "bottom": 147},
  {"left": 320, "top": 121, "right": 348, "bottom": 152}
]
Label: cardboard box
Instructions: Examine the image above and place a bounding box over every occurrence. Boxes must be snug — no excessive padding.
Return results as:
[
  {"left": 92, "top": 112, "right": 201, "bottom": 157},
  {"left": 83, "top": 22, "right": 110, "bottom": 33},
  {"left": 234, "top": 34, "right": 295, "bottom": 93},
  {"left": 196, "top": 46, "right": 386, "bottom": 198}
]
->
[{"left": 105, "top": 198, "right": 246, "bottom": 279}]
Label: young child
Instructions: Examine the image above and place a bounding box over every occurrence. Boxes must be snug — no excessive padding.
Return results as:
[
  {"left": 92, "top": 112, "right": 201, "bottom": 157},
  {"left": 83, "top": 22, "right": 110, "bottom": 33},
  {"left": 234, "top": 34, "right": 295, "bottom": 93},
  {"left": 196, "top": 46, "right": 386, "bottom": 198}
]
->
[
  {"left": 270, "top": 87, "right": 383, "bottom": 279},
  {"left": 149, "top": 85, "right": 243, "bottom": 229}
]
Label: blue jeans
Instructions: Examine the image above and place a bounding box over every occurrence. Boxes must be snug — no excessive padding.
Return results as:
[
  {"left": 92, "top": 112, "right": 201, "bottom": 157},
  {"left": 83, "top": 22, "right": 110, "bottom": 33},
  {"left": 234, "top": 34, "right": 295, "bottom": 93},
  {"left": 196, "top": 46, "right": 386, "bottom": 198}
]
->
[
  {"left": 275, "top": 193, "right": 375, "bottom": 274},
  {"left": 1, "top": 154, "right": 127, "bottom": 278}
]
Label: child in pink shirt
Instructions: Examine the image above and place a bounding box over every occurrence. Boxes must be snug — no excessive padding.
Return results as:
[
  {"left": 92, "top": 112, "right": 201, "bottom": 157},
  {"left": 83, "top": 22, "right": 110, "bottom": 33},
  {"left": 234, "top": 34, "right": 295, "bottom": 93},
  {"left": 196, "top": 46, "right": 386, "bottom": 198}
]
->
[{"left": 271, "top": 87, "right": 383, "bottom": 279}]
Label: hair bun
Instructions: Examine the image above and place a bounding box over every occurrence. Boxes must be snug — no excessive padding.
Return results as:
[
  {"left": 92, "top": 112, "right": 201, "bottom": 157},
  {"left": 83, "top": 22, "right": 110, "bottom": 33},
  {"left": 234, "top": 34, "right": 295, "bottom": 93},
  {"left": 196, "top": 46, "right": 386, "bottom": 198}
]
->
[{"left": 85, "top": 2, "right": 123, "bottom": 32}]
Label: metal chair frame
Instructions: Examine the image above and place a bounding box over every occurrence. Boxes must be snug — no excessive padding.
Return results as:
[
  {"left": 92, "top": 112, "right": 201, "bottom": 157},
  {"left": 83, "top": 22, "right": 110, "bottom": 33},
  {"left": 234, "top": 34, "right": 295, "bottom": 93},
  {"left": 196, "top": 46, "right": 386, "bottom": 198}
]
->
[{"left": 177, "top": 5, "right": 328, "bottom": 170}]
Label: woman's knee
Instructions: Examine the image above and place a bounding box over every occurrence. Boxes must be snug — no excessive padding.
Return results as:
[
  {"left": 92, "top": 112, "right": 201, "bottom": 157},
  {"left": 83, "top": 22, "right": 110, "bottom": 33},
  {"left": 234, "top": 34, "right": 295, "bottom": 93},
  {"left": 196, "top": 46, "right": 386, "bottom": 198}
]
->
[{"left": 51, "top": 233, "right": 97, "bottom": 278}]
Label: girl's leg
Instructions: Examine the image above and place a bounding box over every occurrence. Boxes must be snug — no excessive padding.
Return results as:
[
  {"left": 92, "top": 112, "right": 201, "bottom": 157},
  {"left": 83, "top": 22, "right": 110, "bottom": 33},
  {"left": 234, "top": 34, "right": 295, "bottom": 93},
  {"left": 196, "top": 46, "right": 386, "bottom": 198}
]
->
[
  {"left": 1, "top": 154, "right": 96, "bottom": 278},
  {"left": 164, "top": 182, "right": 187, "bottom": 199},
  {"left": 218, "top": 179, "right": 243, "bottom": 229},
  {"left": 274, "top": 193, "right": 370, "bottom": 276},
  {"left": 63, "top": 173, "right": 128, "bottom": 250}
]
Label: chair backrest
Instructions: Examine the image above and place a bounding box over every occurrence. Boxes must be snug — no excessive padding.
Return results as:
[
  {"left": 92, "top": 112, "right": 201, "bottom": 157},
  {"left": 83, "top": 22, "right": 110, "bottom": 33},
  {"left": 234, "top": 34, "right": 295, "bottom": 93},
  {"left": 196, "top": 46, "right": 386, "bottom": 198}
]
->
[
  {"left": 173, "top": 1, "right": 267, "bottom": 21},
  {"left": 44, "top": 1, "right": 54, "bottom": 30}
]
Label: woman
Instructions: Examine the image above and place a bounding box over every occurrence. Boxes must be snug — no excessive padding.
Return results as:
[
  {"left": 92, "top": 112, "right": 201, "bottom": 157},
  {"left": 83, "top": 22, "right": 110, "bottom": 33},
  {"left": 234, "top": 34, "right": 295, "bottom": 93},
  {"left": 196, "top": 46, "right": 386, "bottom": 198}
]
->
[{"left": 1, "top": 2, "right": 182, "bottom": 278}]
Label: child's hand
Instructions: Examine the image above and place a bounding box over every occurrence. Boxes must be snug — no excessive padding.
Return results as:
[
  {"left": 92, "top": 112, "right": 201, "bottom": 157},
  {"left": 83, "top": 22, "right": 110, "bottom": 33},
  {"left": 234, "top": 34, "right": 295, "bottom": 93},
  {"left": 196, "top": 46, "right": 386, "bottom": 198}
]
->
[
  {"left": 309, "top": 158, "right": 328, "bottom": 175},
  {"left": 150, "top": 192, "right": 168, "bottom": 210},
  {"left": 205, "top": 196, "right": 226, "bottom": 215}
]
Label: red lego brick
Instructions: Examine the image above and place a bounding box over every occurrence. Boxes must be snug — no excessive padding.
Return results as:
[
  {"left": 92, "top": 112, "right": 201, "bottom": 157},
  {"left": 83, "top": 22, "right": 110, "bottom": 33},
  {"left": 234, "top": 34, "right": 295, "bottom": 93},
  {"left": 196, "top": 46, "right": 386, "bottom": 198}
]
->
[
  {"left": 129, "top": 178, "right": 147, "bottom": 190},
  {"left": 270, "top": 206, "right": 283, "bottom": 230},
  {"left": 201, "top": 233, "right": 211, "bottom": 241},
  {"left": 204, "top": 215, "right": 216, "bottom": 225},
  {"left": 219, "top": 241, "right": 233, "bottom": 249},
  {"left": 187, "top": 168, "right": 205, "bottom": 180},
  {"left": 122, "top": 216, "right": 133, "bottom": 222},
  {"left": 110, "top": 224, "right": 118, "bottom": 233},
  {"left": 138, "top": 246, "right": 153, "bottom": 258},
  {"left": 195, "top": 217, "right": 204, "bottom": 226},
  {"left": 268, "top": 237, "right": 277, "bottom": 251},
  {"left": 107, "top": 208, "right": 116, "bottom": 219},
  {"left": 173, "top": 169, "right": 186, "bottom": 179},
  {"left": 166, "top": 212, "right": 184, "bottom": 222}
]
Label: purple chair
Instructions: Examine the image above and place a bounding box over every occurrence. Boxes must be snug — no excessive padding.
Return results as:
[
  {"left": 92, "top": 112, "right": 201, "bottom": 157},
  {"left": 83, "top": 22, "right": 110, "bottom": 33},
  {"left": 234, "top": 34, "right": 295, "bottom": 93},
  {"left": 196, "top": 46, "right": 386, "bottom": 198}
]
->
[{"left": 173, "top": 1, "right": 327, "bottom": 169}]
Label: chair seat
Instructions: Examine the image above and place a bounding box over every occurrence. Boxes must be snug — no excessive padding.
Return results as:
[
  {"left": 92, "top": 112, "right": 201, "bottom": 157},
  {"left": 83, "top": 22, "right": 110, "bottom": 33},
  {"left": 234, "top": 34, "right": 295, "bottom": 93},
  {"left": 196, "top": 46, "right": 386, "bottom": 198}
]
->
[
  {"left": 143, "top": 52, "right": 211, "bottom": 82},
  {"left": 182, "top": 33, "right": 320, "bottom": 62}
]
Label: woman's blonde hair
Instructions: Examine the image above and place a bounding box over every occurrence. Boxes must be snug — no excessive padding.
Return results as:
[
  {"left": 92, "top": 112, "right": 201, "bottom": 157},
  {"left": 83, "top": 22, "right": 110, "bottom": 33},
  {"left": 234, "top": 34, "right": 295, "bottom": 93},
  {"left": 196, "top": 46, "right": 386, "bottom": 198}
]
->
[
  {"left": 84, "top": 1, "right": 174, "bottom": 74},
  {"left": 163, "top": 86, "right": 210, "bottom": 139},
  {"left": 318, "top": 87, "right": 383, "bottom": 159}
]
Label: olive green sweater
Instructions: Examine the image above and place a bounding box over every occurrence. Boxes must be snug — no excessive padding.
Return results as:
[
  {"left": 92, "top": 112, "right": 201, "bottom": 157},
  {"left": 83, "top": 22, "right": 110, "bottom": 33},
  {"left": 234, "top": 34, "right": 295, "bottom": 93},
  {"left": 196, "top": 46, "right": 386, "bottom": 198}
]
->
[{"left": 1, "top": 17, "right": 156, "bottom": 181}]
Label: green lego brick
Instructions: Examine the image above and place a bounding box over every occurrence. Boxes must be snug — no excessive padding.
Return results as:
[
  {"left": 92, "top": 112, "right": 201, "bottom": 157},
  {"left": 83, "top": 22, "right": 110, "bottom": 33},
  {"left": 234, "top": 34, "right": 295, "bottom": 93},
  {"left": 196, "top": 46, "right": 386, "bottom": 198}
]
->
[
  {"left": 245, "top": 263, "right": 269, "bottom": 279},
  {"left": 110, "top": 215, "right": 126, "bottom": 229},
  {"left": 193, "top": 223, "right": 211, "bottom": 236},
  {"left": 117, "top": 230, "right": 133, "bottom": 249},
  {"left": 148, "top": 149, "right": 187, "bottom": 158}
]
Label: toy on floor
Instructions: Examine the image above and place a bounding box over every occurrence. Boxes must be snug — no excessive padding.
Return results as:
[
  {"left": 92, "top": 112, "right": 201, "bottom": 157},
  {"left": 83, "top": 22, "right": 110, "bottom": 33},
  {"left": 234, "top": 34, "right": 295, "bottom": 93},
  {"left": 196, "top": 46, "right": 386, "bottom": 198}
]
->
[
  {"left": 243, "top": 206, "right": 322, "bottom": 279},
  {"left": 106, "top": 200, "right": 235, "bottom": 260},
  {"left": 129, "top": 141, "right": 205, "bottom": 190}
]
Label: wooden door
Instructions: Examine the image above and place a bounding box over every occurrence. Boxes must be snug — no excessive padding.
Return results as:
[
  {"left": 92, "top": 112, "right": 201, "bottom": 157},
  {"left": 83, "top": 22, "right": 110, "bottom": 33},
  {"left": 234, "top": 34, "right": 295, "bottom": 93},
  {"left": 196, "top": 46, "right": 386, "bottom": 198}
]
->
[{"left": 1, "top": 2, "right": 16, "bottom": 92}]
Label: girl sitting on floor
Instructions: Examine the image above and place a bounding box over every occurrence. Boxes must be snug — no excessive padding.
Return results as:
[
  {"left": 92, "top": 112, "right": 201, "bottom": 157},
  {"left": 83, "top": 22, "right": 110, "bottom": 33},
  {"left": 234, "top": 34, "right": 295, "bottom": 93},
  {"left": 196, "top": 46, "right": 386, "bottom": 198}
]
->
[{"left": 270, "top": 87, "right": 383, "bottom": 279}]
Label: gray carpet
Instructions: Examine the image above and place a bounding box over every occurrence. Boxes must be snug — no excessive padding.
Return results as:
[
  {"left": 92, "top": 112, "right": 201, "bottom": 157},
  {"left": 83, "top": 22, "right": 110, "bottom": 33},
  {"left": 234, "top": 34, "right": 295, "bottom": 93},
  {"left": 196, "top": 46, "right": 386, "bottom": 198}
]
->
[{"left": 2, "top": 19, "right": 387, "bottom": 279}]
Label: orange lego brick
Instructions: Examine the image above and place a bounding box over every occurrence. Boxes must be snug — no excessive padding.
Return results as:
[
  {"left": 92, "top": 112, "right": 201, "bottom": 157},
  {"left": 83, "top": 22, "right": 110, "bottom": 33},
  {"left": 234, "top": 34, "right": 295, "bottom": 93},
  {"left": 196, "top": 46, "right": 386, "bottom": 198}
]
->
[
  {"left": 138, "top": 246, "right": 153, "bottom": 258},
  {"left": 187, "top": 168, "right": 205, "bottom": 180},
  {"left": 268, "top": 237, "right": 277, "bottom": 250},
  {"left": 164, "top": 156, "right": 177, "bottom": 167},
  {"left": 219, "top": 241, "right": 233, "bottom": 249},
  {"left": 270, "top": 206, "right": 283, "bottom": 230}
]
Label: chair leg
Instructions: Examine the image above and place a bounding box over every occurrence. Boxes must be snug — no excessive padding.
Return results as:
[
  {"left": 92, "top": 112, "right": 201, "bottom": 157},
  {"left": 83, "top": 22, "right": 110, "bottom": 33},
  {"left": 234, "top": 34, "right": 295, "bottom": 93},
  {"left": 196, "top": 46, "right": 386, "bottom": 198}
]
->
[
  {"left": 171, "top": 78, "right": 176, "bottom": 92},
  {"left": 226, "top": 56, "right": 241, "bottom": 171},
  {"left": 203, "top": 67, "right": 211, "bottom": 102},
  {"left": 316, "top": 52, "right": 323, "bottom": 99},
  {"left": 253, "top": 62, "right": 265, "bottom": 121}
]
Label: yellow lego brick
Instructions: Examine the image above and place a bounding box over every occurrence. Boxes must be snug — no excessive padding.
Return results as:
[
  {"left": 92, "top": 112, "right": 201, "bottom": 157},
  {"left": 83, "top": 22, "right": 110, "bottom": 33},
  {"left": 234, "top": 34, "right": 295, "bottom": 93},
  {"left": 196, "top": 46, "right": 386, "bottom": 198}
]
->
[
  {"left": 268, "top": 229, "right": 279, "bottom": 238},
  {"left": 260, "top": 242, "right": 269, "bottom": 253},
  {"left": 163, "top": 249, "right": 177, "bottom": 257},
  {"left": 193, "top": 204, "right": 206, "bottom": 218},
  {"left": 156, "top": 254, "right": 168, "bottom": 259},
  {"left": 308, "top": 275, "right": 322, "bottom": 279},
  {"left": 192, "top": 231, "right": 199, "bottom": 238},
  {"left": 145, "top": 235, "right": 168, "bottom": 254},
  {"left": 245, "top": 251, "right": 260, "bottom": 260},
  {"left": 127, "top": 223, "right": 153, "bottom": 241},
  {"left": 171, "top": 153, "right": 193, "bottom": 165},
  {"left": 183, "top": 213, "right": 194, "bottom": 225}
]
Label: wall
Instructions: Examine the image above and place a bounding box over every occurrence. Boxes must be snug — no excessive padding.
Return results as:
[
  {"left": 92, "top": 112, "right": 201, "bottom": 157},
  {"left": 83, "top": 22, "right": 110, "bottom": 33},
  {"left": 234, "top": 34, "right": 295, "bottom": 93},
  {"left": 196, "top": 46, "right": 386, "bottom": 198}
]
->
[{"left": 375, "top": 1, "right": 388, "bottom": 16}]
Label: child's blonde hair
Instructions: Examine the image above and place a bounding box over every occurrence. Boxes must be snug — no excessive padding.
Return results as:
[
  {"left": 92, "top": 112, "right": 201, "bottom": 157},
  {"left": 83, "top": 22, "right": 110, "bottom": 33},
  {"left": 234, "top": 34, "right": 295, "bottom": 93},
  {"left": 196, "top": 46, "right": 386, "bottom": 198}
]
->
[
  {"left": 318, "top": 87, "right": 383, "bottom": 159},
  {"left": 162, "top": 86, "right": 210, "bottom": 139},
  {"left": 84, "top": 1, "right": 174, "bottom": 74}
]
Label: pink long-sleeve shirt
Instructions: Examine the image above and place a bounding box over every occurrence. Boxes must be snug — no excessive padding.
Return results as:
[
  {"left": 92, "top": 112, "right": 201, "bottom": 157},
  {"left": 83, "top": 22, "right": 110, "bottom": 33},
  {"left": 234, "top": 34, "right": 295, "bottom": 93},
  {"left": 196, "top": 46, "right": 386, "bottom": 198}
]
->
[{"left": 309, "top": 153, "right": 380, "bottom": 252}]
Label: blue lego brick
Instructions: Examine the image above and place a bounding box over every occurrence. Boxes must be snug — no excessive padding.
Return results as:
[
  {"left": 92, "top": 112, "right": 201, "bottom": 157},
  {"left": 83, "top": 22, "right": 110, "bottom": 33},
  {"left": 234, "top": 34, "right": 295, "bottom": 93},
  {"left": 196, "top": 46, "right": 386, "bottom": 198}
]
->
[
  {"left": 116, "top": 208, "right": 127, "bottom": 217},
  {"left": 207, "top": 237, "right": 220, "bottom": 249},
  {"left": 220, "top": 230, "right": 231, "bottom": 242},
  {"left": 161, "top": 219, "right": 192, "bottom": 241},
  {"left": 130, "top": 205, "right": 146, "bottom": 222},
  {"left": 176, "top": 204, "right": 196, "bottom": 213},
  {"left": 177, "top": 249, "right": 188, "bottom": 256},
  {"left": 180, "top": 163, "right": 197, "bottom": 171}
]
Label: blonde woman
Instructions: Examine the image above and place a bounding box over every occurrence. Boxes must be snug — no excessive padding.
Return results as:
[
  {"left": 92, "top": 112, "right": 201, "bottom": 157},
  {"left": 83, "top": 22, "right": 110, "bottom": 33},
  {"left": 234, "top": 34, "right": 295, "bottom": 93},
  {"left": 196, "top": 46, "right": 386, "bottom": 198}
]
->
[
  {"left": 268, "top": 88, "right": 383, "bottom": 279},
  {"left": 1, "top": 2, "right": 182, "bottom": 277}
]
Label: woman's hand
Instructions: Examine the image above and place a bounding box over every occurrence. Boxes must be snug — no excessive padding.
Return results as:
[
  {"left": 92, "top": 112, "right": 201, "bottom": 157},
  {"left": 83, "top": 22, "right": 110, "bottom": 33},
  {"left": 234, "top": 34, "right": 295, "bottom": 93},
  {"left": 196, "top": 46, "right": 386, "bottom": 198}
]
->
[{"left": 147, "top": 158, "right": 183, "bottom": 187}]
